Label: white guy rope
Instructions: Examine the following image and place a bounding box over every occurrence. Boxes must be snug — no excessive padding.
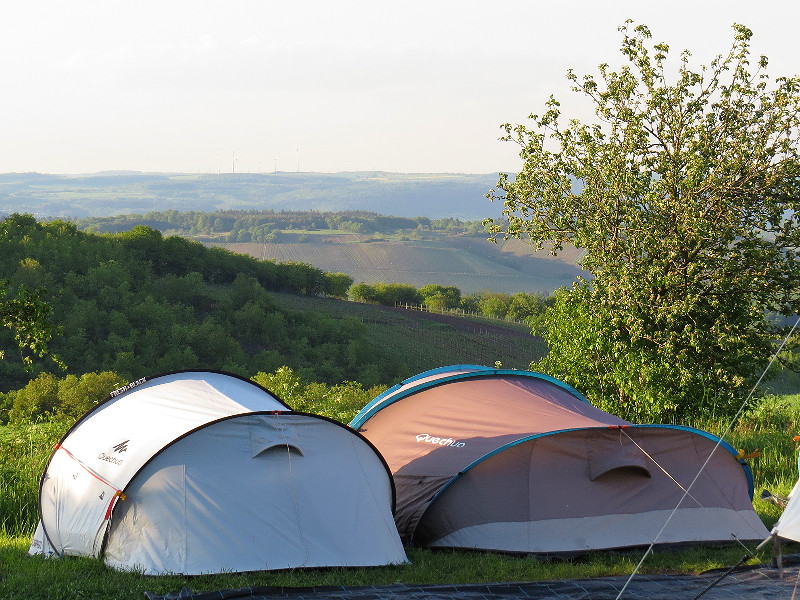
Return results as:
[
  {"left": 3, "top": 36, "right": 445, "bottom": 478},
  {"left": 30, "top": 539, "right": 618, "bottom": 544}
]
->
[{"left": 615, "top": 316, "right": 800, "bottom": 599}]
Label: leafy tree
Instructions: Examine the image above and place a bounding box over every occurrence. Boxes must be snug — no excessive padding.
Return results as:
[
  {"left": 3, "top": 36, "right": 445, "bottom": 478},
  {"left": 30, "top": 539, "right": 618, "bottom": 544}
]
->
[
  {"left": 56, "top": 371, "right": 127, "bottom": 419},
  {"left": 251, "top": 366, "right": 385, "bottom": 423},
  {"left": 373, "top": 282, "right": 420, "bottom": 306},
  {"left": 348, "top": 282, "right": 379, "bottom": 303},
  {"left": 487, "top": 22, "right": 800, "bottom": 420},
  {"left": 507, "top": 292, "right": 549, "bottom": 324},
  {"left": 0, "top": 280, "right": 62, "bottom": 371},
  {"left": 479, "top": 293, "right": 510, "bottom": 319},
  {"left": 418, "top": 284, "right": 461, "bottom": 311},
  {"left": 3, "top": 371, "right": 125, "bottom": 424},
  {"left": 323, "top": 272, "right": 354, "bottom": 298},
  {"left": 7, "top": 372, "right": 60, "bottom": 423}
]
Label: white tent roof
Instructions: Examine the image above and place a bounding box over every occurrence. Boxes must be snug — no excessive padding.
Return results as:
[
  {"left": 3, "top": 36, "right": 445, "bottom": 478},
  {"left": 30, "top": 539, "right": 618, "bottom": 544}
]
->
[
  {"left": 770, "top": 478, "right": 800, "bottom": 542},
  {"left": 38, "top": 371, "right": 288, "bottom": 557},
  {"left": 33, "top": 370, "right": 407, "bottom": 573}
]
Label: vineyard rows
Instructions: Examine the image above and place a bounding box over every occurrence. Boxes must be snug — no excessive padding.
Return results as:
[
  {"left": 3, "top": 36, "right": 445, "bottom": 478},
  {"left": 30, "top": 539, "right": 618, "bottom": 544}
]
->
[{"left": 215, "top": 239, "right": 583, "bottom": 294}]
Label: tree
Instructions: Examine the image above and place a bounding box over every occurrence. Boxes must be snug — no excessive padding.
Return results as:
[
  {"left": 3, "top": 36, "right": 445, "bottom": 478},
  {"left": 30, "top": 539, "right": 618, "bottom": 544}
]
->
[
  {"left": 0, "top": 280, "right": 62, "bottom": 371},
  {"left": 487, "top": 22, "right": 800, "bottom": 421},
  {"left": 418, "top": 285, "right": 461, "bottom": 311},
  {"left": 323, "top": 272, "right": 354, "bottom": 298}
]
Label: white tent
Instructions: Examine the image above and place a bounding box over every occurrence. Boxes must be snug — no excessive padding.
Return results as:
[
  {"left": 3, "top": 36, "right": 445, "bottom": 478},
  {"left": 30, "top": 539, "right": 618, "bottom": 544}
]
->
[
  {"left": 30, "top": 371, "right": 407, "bottom": 574},
  {"left": 766, "top": 476, "right": 800, "bottom": 543}
]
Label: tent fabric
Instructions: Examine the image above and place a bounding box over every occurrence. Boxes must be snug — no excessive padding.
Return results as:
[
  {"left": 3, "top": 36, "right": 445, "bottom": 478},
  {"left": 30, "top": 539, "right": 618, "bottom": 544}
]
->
[
  {"left": 38, "top": 371, "right": 289, "bottom": 558},
  {"left": 351, "top": 365, "right": 769, "bottom": 554},
  {"left": 33, "top": 370, "right": 407, "bottom": 574},
  {"left": 768, "top": 454, "right": 800, "bottom": 542},
  {"left": 103, "top": 412, "right": 405, "bottom": 574}
]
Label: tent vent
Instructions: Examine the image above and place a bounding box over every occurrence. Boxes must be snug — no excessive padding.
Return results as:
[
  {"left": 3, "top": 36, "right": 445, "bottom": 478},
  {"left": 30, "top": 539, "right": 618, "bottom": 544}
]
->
[
  {"left": 253, "top": 443, "right": 304, "bottom": 458},
  {"left": 587, "top": 441, "right": 651, "bottom": 481},
  {"left": 250, "top": 425, "right": 304, "bottom": 458}
]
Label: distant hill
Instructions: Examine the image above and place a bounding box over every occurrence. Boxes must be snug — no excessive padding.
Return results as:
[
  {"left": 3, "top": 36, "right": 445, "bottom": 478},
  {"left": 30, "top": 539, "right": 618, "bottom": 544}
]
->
[
  {"left": 65, "top": 205, "right": 586, "bottom": 295},
  {"left": 0, "top": 172, "right": 587, "bottom": 294},
  {"left": 216, "top": 236, "right": 585, "bottom": 295},
  {"left": 0, "top": 171, "right": 504, "bottom": 221}
]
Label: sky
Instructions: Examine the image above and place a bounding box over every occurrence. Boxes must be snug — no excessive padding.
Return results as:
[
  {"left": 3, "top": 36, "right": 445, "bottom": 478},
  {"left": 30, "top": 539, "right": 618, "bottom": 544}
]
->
[{"left": 1, "top": 1, "right": 798, "bottom": 175}]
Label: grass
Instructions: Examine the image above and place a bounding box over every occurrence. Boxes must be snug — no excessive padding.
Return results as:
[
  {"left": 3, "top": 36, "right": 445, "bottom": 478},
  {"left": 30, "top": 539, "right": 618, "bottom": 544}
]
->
[
  {"left": 1, "top": 536, "right": 792, "bottom": 600},
  {"left": 4, "top": 390, "right": 800, "bottom": 599},
  {"left": 0, "top": 418, "right": 69, "bottom": 536}
]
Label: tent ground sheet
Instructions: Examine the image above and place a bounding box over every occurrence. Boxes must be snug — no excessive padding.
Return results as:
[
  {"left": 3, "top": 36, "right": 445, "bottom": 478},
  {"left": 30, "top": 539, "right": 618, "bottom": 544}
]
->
[{"left": 146, "top": 563, "right": 800, "bottom": 600}]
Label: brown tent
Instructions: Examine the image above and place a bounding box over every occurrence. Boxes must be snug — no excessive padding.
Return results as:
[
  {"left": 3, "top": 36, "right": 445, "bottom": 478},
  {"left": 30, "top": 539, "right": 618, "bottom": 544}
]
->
[{"left": 350, "top": 365, "right": 768, "bottom": 554}]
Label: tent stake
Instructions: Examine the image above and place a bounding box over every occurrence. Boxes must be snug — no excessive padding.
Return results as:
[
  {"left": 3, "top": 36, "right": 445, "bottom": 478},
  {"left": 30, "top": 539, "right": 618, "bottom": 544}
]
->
[{"left": 775, "top": 535, "right": 784, "bottom": 579}]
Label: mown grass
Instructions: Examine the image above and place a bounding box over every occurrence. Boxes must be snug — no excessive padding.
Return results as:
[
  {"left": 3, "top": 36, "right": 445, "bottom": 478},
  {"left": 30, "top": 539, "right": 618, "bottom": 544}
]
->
[{"left": 3, "top": 392, "right": 800, "bottom": 599}]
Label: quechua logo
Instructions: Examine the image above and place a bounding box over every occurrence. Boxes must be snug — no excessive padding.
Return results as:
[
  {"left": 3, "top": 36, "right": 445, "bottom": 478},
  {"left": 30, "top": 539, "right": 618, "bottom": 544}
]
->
[
  {"left": 112, "top": 440, "right": 129, "bottom": 453},
  {"left": 415, "top": 433, "right": 466, "bottom": 448},
  {"left": 98, "top": 439, "right": 130, "bottom": 466}
]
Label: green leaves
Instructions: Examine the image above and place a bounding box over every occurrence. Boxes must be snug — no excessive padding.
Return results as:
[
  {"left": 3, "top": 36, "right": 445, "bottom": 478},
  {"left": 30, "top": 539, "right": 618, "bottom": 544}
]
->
[
  {"left": 494, "top": 22, "right": 800, "bottom": 421},
  {"left": 0, "top": 280, "right": 62, "bottom": 371}
]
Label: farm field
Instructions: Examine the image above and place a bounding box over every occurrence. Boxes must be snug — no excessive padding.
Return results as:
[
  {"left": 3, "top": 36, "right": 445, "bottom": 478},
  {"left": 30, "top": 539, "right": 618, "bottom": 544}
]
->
[
  {"left": 269, "top": 292, "right": 547, "bottom": 375},
  {"left": 216, "top": 237, "right": 586, "bottom": 294}
]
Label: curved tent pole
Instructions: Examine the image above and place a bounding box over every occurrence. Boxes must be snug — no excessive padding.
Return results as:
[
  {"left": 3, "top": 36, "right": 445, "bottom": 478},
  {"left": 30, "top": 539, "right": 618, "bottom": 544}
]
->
[
  {"left": 37, "top": 370, "right": 293, "bottom": 559},
  {"left": 408, "top": 423, "right": 757, "bottom": 546},
  {"left": 350, "top": 366, "right": 591, "bottom": 429}
]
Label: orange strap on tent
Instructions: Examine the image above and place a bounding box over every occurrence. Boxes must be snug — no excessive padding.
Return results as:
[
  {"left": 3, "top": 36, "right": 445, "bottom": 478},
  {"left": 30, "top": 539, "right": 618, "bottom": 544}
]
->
[
  {"left": 54, "top": 444, "right": 123, "bottom": 496},
  {"left": 104, "top": 491, "right": 127, "bottom": 519},
  {"left": 53, "top": 445, "right": 126, "bottom": 520},
  {"left": 735, "top": 448, "right": 760, "bottom": 461}
]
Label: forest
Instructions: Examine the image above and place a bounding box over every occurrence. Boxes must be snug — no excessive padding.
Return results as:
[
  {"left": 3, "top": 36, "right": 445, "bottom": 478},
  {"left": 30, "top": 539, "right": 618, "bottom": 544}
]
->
[
  {"left": 0, "top": 213, "right": 378, "bottom": 394},
  {"left": 0, "top": 213, "right": 549, "bottom": 422},
  {"left": 72, "top": 209, "right": 488, "bottom": 242}
]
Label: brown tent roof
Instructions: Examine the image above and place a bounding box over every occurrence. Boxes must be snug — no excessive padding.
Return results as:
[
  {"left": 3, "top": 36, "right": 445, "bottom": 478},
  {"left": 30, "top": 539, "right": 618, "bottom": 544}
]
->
[{"left": 351, "top": 366, "right": 768, "bottom": 553}]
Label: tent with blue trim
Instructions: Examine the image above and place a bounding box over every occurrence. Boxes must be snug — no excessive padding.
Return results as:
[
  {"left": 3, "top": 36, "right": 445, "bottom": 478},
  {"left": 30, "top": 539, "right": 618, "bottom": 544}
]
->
[{"left": 350, "top": 365, "right": 768, "bottom": 554}]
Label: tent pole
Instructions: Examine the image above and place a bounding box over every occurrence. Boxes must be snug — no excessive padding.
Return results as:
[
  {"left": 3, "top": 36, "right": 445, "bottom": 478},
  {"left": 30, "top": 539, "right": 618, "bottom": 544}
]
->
[{"left": 774, "top": 535, "right": 784, "bottom": 579}]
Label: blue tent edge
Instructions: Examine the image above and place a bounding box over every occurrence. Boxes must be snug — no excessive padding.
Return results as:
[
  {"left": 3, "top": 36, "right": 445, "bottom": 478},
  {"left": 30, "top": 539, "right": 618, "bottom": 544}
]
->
[
  {"left": 409, "top": 422, "right": 756, "bottom": 543},
  {"left": 349, "top": 365, "right": 590, "bottom": 429}
]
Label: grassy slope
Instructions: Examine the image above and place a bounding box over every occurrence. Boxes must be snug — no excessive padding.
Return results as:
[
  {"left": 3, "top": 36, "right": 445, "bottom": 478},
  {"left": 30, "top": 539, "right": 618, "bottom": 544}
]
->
[
  {"left": 217, "top": 236, "right": 585, "bottom": 295},
  {"left": 269, "top": 292, "right": 548, "bottom": 376}
]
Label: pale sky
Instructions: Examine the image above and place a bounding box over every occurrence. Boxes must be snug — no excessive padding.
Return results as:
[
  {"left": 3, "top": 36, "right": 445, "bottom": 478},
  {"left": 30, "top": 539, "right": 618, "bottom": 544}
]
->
[{"left": 1, "top": 1, "right": 797, "bottom": 175}]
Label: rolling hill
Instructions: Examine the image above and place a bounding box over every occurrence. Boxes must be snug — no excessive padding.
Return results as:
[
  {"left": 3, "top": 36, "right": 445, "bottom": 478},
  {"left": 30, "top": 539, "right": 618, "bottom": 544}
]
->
[
  {"left": 0, "top": 170, "right": 586, "bottom": 295},
  {"left": 215, "top": 236, "right": 585, "bottom": 294},
  {"left": 0, "top": 171, "right": 503, "bottom": 221}
]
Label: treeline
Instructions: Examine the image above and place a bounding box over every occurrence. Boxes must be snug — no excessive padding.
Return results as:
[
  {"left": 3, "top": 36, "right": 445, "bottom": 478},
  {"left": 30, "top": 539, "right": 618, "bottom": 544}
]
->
[
  {"left": 348, "top": 282, "right": 553, "bottom": 323},
  {"left": 0, "top": 214, "right": 401, "bottom": 392},
  {"left": 0, "top": 366, "right": 376, "bottom": 426},
  {"left": 71, "top": 210, "right": 488, "bottom": 242}
]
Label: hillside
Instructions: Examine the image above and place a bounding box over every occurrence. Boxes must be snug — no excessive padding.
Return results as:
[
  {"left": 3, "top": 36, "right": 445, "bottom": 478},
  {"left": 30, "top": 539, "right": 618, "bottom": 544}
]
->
[
  {"left": 268, "top": 293, "right": 547, "bottom": 374},
  {"left": 0, "top": 170, "right": 589, "bottom": 294},
  {"left": 216, "top": 236, "right": 585, "bottom": 294},
  {"left": 67, "top": 207, "right": 587, "bottom": 295},
  {"left": 0, "top": 215, "right": 547, "bottom": 393},
  {"left": 0, "top": 171, "right": 503, "bottom": 221}
]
